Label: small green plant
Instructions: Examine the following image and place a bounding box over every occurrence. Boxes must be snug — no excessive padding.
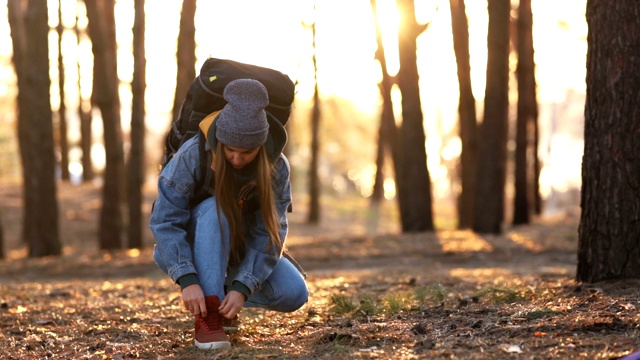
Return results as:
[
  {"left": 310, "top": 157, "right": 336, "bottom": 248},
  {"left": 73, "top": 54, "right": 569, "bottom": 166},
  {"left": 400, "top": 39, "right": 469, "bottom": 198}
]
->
[
  {"left": 330, "top": 283, "right": 449, "bottom": 319},
  {"left": 330, "top": 294, "right": 357, "bottom": 315},
  {"left": 384, "top": 291, "right": 413, "bottom": 315},
  {"left": 477, "top": 286, "right": 523, "bottom": 303},
  {"left": 520, "top": 307, "right": 562, "bottom": 320},
  {"left": 357, "top": 293, "right": 381, "bottom": 316},
  {"left": 414, "top": 283, "right": 448, "bottom": 306}
]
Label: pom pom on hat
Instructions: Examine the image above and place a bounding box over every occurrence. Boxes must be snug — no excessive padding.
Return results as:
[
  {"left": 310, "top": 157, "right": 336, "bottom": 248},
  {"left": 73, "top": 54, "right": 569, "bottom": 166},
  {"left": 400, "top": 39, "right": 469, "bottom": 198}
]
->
[{"left": 214, "top": 79, "right": 270, "bottom": 149}]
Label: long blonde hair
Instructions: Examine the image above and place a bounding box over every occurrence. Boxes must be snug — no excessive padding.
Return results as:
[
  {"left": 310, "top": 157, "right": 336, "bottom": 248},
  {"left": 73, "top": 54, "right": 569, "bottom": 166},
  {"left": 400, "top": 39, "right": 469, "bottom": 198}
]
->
[{"left": 214, "top": 142, "right": 282, "bottom": 265}]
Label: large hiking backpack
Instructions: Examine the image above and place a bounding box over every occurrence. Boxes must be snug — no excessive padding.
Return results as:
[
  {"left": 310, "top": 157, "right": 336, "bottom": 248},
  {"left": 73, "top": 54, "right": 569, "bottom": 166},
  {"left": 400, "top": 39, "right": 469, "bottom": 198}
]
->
[
  {"left": 161, "top": 58, "right": 296, "bottom": 207},
  {"left": 162, "top": 57, "right": 296, "bottom": 168}
]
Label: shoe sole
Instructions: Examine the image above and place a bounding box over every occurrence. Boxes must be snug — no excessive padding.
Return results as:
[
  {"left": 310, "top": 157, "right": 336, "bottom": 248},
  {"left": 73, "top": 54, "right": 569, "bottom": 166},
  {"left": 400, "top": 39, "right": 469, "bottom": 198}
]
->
[{"left": 195, "top": 340, "right": 231, "bottom": 350}]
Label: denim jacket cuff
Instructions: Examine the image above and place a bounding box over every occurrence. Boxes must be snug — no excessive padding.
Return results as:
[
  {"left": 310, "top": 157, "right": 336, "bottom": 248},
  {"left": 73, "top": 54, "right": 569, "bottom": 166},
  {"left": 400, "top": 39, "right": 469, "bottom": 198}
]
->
[
  {"left": 177, "top": 273, "right": 199, "bottom": 290},
  {"left": 229, "top": 280, "right": 251, "bottom": 300}
]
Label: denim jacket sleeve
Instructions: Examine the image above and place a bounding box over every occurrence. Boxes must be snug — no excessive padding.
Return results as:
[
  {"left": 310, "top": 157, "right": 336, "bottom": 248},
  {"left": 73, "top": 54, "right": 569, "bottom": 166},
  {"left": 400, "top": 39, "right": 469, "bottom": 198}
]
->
[
  {"left": 232, "top": 154, "right": 292, "bottom": 295},
  {"left": 149, "top": 137, "right": 202, "bottom": 283}
]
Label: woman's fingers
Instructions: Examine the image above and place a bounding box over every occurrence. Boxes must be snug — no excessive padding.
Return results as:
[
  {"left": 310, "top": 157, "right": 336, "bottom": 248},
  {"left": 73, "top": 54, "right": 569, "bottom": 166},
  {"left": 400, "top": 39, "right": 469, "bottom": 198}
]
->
[{"left": 181, "top": 284, "right": 206, "bottom": 316}]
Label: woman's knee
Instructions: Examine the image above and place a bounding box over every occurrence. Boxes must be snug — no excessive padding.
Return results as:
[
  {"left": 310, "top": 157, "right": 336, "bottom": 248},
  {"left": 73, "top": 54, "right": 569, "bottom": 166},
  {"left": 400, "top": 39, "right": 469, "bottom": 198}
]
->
[
  {"left": 293, "top": 284, "right": 310, "bottom": 311},
  {"left": 192, "top": 197, "right": 220, "bottom": 219},
  {"left": 191, "top": 197, "right": 228, "bottom": 230},
  {"left": 281, "top": 277, "right": 309, "bottom": 312}
]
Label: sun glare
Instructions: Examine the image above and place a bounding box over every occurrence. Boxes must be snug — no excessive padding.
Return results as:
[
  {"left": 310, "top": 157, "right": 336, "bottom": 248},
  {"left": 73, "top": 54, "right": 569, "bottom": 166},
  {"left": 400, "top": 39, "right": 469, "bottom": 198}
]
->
[
  {"left": 0, "top": 0, "right": 588, "bottom": 215},
  {"left": 376, "top": 0, "right": 401, "bottom": 76}
]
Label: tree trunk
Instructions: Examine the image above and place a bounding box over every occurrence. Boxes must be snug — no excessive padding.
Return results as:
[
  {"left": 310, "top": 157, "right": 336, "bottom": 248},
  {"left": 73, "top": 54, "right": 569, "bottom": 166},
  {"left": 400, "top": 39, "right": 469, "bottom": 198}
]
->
[
  {"left": 75, "top": 6, "right": 94, "bottom": 182},
  {"left": 7, "top": 0, "right": 33, "bottom": 245},
  {"left": 85, "top": 0, "right": 124, "bottom": 250},
  {"left": 11, "top": 0, "right": 61, "bottom": 257},
  {"left": 449, "top": 0, "right": 478, "bottom": 229},
  {"left": 473, "top": 0, "right": 510, "bottom": 234},
  {"left": 577, "top": 0, "right": 640, "bottom": 283},
  {"left": 395, "top": 0, "right": 434, "bottom": 232},
  {"left": 127, "top": 0, "right": 146, "bottom": 249},
  {"left": 371, "top": 130, "right": 385, "bottom": 202},
  {"left": 57, "top": 0, "right": 70, "bottom": 181},
  {"left": 79, "top": 103, "right": 94, "bottom": 181},
  {"left": 172, "top": 0, "right": 197, "bottom": 124},
  {"left": 370, "top": 0, "right": 400, "bottom": 205},
  {"left": 533, "top": 115, "right": 541, "bottom": 215},
  {"left": 0, "top": 210, "right": 4, "bottom": 259},
  {"left": 307, "top": 18, "right": 321, "bottom": 224},
  {"left": 513, "top": 0, "right": 538, "bottom": 225}
]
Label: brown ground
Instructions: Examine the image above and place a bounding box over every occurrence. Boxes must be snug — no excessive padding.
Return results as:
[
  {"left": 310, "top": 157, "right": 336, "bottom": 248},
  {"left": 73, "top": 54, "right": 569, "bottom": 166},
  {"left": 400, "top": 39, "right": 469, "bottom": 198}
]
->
[{"left": 0, "top": 181, "right": 639, "bottom": 359}]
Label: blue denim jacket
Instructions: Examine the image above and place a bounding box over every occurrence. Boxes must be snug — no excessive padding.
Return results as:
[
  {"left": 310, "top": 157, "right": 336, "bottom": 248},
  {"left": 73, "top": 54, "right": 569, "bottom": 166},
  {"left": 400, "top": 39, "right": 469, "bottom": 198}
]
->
[{"left": 149, "top": 134, "right": 292, "bottom": 295}]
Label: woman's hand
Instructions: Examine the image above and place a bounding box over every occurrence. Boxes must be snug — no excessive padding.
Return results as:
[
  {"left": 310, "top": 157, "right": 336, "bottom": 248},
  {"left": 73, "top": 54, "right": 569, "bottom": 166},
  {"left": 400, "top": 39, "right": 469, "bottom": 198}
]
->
[
  {"left": 219, "top": 290, "right": 247, "bottom": 319},
  {"left": 181, "top": 284, "right": 207, "bottom": 316}
]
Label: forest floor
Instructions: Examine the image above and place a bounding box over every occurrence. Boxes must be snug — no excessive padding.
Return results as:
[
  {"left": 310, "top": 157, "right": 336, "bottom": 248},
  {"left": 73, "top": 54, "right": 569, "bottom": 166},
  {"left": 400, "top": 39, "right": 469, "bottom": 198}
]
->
[{"left": 0, "top": 181, "right": 639, "bottom": 359}]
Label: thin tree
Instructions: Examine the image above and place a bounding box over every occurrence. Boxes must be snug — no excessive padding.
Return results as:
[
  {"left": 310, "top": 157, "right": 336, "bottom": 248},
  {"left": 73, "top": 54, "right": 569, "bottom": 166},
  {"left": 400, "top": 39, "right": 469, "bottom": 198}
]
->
[
  {"left": 395, "top": 0, "right": 434, "bottom": 232},
  {"left": 370, "top": 0, "right": 400, "bottom": 204},
  {"left": 172, "top": 0, "right": 197, "bottom": 124},
  {"left": 577, "top": 0, "right": 640, "bottom": 283},
  {"left": 57, "top": 0, "right": 70, "bottom": 181},
  {"left": 307, "top": 12, "right": 321, "bottom": 224},
  {"left": 449, "top": 0, "right": 478, "bottom": 229},
  {"left": 7, "top": 0, "right": 32, "bottom": 244},
  {"left": 0, "top": 210, "right": 4, "bottom": 259},
  {"left": 472, "top": 0, "right": 510, "bottom": 234},
  {"left": 8, "top": 0, "right": 61, "bottom": 256},
  {"left": 75, "top": 3, "right": 94, "bottom": 181},
  {"left": 84, "top": 0, "right": 125, "bottom": 250},
  {"left": 512, "top": 0, "right": 538, "bottom": 225},
  {"left": 127, "top": 0, "right": 146, "bottom": 248}
]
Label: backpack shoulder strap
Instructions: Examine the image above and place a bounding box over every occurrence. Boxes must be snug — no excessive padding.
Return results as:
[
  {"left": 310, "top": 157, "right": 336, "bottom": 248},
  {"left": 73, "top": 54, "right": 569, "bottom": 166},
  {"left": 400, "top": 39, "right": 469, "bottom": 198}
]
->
[
  {"left": 187, "top": 110, "right": 221, "bottom": 208},
  {"left": 189, "top": 133, "right": 215, "bottom": 208}
]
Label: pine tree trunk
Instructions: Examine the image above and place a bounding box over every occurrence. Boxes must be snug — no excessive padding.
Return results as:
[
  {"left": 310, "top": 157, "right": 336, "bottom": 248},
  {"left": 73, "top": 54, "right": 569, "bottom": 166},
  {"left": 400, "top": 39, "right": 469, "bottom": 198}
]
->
[
  {"left": 57, "top": 0, "right": 70, "bottom": 181},
  {"left": 396, "top": 0, "right": 434, "bottom": 232},
  {"left": 172, "top": 0, "right": 197, "bottom": 124},
  {"left": 449, "top": 0, "right": 478, "bottom": 229},
  {"left": 128, "top": 0, "right": 146, "bottom": 249},
  {"left": 307, "top": 18, "right": 321, "bottom": 224},
  {"left": 0, "top": 211, "right": 4, "bottom": 259},
  {"left": 473, "top": 0, "right": 510, "bottom": 234},
  {"left": 7, "top": 0, "right": 33, "bottom": 245},
  {"left": 75, "top": 9, "right": 94, "bottom": 181},
  {"left": 22, "top": 0, "right": 61, "bottom": 256},
  {"left": 577, "top": 0, "right": 640, "bottom": 283},
  {"left": 513, "top": 0, "right": 538, "bottom": 225},
  {"left": 85, "top": 0, "right": 124, "bottom": 250},
  {"left": 370, "top": 0, "right": 399, "bottom": 204}
]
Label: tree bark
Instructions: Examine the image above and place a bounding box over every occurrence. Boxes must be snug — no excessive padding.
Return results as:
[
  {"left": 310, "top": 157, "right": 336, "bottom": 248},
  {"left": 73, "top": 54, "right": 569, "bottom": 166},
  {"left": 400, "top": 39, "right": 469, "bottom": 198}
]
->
[
  {"left": 75, "top": 6, "right": 94, "bottom": 182},
  {"left": 395, "top": 0, "right": 434, "bottom": 232},
  {"left": 577, "top": 0, "right": 640, "bottom": 283},
  {"left": 370, "top": 0, "right": 399, "bottom": 204},
  {"left": 307, "top": 17, "right": 321, "bottom": 224},
  {"left": 473, "top": 0, "right": 510, "bottom": 234},
  {"left": 85, "top": 0, "right": 124, "bottom": 250},
  {"left": 513, "top": 0, "right": 539, "bottom": 225},
  {"left": 127, "top": 0, "right": 146, "bottom": 249},
  {"left": 172, "top": 0, "right": 197, "bottom": 124},
  {"left": 7, "top": 0, "right": 33, "bottom": 244},
  {"left": 0, "top": 210, "right": 4, "bottom": 259},
  {"left": 57, "top": 0, "right": 70, "bottom": 181},
  {"left": 449, "top": 0, "right": 478, "bottom": 229},
  {"left": 10, "top": 0, "right": 61, "bottom": 257}
]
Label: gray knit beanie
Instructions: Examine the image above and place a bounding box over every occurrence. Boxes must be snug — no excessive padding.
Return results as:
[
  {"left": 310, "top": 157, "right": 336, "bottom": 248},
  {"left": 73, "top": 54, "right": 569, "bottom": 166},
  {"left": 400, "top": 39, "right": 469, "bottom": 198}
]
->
[{"left": 214, "top": 79, "right": 270, "bottom": 149}]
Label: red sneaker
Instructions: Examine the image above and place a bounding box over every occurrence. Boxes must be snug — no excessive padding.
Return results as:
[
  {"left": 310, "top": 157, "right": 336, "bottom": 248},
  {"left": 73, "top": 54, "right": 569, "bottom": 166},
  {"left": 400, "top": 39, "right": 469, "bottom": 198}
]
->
[{"left": 194, "top": 295, "right": 230, "bottom": 350}]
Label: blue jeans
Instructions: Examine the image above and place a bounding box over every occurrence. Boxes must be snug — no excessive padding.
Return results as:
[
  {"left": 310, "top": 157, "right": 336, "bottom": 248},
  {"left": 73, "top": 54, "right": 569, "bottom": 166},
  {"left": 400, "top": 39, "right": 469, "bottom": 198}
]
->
[{"left": 189, "top": 197, "right": 308, "bottom": 312}]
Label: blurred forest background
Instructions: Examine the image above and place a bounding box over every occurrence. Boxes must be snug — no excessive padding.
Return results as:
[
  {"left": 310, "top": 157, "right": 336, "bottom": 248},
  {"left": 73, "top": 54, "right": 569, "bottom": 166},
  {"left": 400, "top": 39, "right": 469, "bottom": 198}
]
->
[
  {"left": 0, "top": 0, "right": 587, "bottom": 257},
  {"left": 4, "top": 2, "right": 640, "bottom": 358}
]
